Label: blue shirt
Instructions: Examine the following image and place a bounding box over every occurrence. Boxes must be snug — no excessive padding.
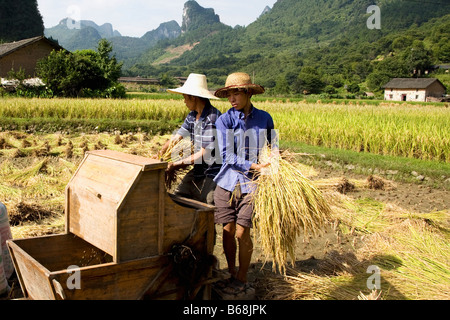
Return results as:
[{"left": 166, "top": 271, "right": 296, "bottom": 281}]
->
[
  {"left": 177, "top": 102, "right": 222, "bottom": 179},
  {"left": 214, "top": 105, "right": 276, "bottom": 194}
]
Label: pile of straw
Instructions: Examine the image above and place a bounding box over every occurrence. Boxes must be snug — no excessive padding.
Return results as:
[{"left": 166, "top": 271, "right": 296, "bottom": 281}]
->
[{"left": 252, "top": 149, "right": 332, "bottom": 274}]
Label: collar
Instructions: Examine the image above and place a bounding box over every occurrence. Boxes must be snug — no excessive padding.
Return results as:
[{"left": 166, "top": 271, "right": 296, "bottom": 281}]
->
[
  {"left": 236, "top": 104, "right": 255, "bottom": 120},
  {"left": 193, "top": 102, "right": 212, "bottom": 121}
]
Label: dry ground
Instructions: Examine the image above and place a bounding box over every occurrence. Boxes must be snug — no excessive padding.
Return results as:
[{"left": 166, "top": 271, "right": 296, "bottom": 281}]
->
[{"left": 212, "top": 165, "right": 449, "bottom": 300}]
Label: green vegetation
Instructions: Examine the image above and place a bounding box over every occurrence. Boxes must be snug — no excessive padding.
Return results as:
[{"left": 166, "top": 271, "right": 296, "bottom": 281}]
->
[
  {"left": 36, "top": 39, "right": 125, "bottom": 98},
  {"left": 126, "top": 0, "right": 450, "bottom": 95},
  {"left": 0, "top": 0, "right": 44, "bottom": 42}
]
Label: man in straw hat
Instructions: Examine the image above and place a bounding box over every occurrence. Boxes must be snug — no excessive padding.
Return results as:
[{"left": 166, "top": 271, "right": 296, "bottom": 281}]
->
[
  {"left": 213, "top": 72, "right": 277, "bottom": 296},
  {"left": 158, "top": 73, "right": 222, "bottom": 205}
]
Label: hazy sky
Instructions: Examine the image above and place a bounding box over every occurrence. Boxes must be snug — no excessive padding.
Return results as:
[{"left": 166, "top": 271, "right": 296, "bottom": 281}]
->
[{"left": 37, "top": 0, "right": 277, "bottom": 37}]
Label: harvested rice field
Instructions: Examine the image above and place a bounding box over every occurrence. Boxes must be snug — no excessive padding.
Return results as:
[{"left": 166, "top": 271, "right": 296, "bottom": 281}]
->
[{"left": 1, "top": 130, "right": 449, "bottom": 300}]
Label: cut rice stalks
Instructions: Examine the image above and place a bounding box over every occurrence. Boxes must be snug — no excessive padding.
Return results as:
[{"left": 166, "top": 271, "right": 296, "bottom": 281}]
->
[
  {"left": 252, "top": 148, "right": 332, "bottom": 274},
  {"left": 158, "top": 137, "right": 193, "bottom": 190}
]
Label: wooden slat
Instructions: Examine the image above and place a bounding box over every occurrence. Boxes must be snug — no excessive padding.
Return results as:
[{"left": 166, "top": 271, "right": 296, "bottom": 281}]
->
[
  {"left": 50, "top": 256, "right": 170, "bottom": 300},
  {"left": 158, "top": 169, "right": 165, "bottom": 255},
  {"left": 117, "top": 170, "right": 161, "bottom": 261},
  {"left": 86, "top": 150, "right": 167, "bottom": 171},
  {"left": 6, "top": 240, "right": 54, "bottom": 300}
]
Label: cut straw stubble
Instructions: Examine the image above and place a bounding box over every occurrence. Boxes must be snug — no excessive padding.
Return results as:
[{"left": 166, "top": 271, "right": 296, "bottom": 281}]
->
[{"left": 252, "top": 148, "right": 332, "bottom": 274}]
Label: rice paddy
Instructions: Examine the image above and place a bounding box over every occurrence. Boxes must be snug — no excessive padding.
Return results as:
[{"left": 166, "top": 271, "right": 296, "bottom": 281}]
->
[
  {"left": 1, "top": 97, "right": 449, "bottom": 162},
  {"left": 1, "top": 96, "right": 449, "bottom": 300}
]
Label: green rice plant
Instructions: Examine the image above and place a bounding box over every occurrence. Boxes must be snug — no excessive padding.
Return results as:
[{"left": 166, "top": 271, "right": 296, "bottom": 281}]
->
[{"left": 0, "top": 97, "right": 191, "bottom": 121}]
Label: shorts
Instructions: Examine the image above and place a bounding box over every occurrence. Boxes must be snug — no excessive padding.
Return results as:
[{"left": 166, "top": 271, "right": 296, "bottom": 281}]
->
[
  {"left": 174, "top": 169, "right": 216, "bottom": 205},
  {"left": 214, "top": 184, "right": 254, "bottom": 228}
]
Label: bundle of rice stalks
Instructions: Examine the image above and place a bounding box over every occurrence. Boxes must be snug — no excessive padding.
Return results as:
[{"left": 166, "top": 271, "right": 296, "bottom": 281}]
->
[
  {"left": 315, "top": 177, "right": 357, "bottom": 194},
  {"left": 158, "top": 137, "right": 194, "bottom": 190},
  {"left": 252, "top": 148, "right": 332, "bottom": 274},
  {"left": 367, "top": 175, "right": 396, "bottom": 191},
  {"left": 7, "top": 158, "right": 49, "bottom": 184}
]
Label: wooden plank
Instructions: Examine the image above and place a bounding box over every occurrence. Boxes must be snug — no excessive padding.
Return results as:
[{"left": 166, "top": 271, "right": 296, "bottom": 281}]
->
[
  {"left": 6, "top": 240, "right": 54, "bottom": 300},
  {"left": 86, "top": 150, "right": 167, "bottom": 171},
  {"left": 117, "top": 170, "right": 162, "bottom": 261},
  {"left": 169, "top": 194, "right": 216, "bottom": 211},
  {"left": 158, "top": 168, "right": 165, "bottom": 255},
  {"left": 68, "top": 183, "right": 118, "bottom": 257},
  {"left": 6, "top": 240, "right": 28, "bottom": 299},
  {"left": 8, "top": 234, "right": 113, "bottom": 272},
  {"left": 49, "top": 256, "right": 169, "bottom": 300},
  {"left": 65, "top": 186, "right": 70, "bottom": 233},
  {"left": 140, "top": 264, "right": 173, "bottom": 299},
  {"left": 9, "top": 234, "right": 174, "bottom": 300},
  {"left": 72, "top": 155, "right": 140, "bottom": 203},
  {"left": 163, "top": 195, "right": 197, "bottom": 252}
]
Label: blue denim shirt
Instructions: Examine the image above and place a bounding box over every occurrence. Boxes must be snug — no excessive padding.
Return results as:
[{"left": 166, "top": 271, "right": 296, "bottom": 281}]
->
[{"left": 214, "top": 105, "right": 275, "bottom": 194}]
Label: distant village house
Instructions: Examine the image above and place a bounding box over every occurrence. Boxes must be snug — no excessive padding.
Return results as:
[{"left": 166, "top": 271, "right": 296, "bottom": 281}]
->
[
  {"left": 383, "top": 78, "right": 447, "bottom": 102},
  {"left": 118, "top": 76, "right": 188, "bottom": 87},
  {"left": 0, "top": 36, "right": 64, "bottom": 78}
]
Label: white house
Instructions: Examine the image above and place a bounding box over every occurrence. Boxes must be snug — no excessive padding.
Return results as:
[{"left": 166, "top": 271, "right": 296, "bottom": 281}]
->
[{"left": 383, "top": 78, "right": 446, "bottom": 102}]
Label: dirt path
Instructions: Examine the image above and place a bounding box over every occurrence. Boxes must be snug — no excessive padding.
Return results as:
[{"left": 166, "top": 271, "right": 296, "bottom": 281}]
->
[{"left": 317, "top": 167, "right": 450, "bottom": 214}]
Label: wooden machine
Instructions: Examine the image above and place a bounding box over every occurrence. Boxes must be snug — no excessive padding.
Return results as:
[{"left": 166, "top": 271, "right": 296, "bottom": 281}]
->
[{"left": 7, "top": 150, "right": 217, "bottom": 300}]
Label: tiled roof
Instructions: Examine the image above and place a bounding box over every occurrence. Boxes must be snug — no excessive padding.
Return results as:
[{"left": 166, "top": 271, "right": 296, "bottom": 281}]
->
[
  {"left": 383, "top": 78, "right": 445, "bottom": 89},
  {"left": 0, "top": 36, "right": 64, "bottom": 58}
]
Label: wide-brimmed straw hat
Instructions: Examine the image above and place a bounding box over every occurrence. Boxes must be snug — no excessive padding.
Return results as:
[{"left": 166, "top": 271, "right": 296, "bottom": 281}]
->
[
  {"left": 167, "top": 73, "right": 219, "bottom": 100},
  {"left": 214, "top": 72, "right": 265, "bottom": 98}
]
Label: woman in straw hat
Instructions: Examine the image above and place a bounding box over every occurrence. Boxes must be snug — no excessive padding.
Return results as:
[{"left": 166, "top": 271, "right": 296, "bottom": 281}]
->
[
  {"left": 213, "top": 72, "right": 277, "bottom": 296},
  {"left": 158, "top": 73, "right": 222, "bottom": 205}
]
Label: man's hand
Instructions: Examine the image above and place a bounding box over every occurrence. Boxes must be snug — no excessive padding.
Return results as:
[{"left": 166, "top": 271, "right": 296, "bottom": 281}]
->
[{"left": 251, "top": 162, "right": 270, "bottom": 172}]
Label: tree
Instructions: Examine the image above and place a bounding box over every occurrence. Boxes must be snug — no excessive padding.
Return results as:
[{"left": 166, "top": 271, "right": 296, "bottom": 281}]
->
[
  {"left": 159, "top": 73, "right": 177, "bottom": 88},
  {"left": 0, "top": 0, "right": 44, "bottom": 42},
  {"left": 97, "top": 39, "right": 123, "bottom": 88},
  {"left": 37, "top": 40, "right": 124, "bottom": 97},
  {"left": 366, "top": 72, "right": 391, "bottom": 92},
  {"left": 293, "top": 71, "right": 325, "bottom": 94},
  {"left": 402, "top": 41, "right": 433, "bottom": 77},
  {"left": 346, "top": 82, "right": 360, "bottom": 94},
  {"left": 274, "top": 76, "right": 290, "bottom": 94}
]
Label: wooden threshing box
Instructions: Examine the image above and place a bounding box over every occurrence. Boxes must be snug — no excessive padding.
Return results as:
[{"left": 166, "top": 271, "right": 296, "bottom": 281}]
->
[{"left": 7, "top": 150, "right": 217, "bottom": 300}]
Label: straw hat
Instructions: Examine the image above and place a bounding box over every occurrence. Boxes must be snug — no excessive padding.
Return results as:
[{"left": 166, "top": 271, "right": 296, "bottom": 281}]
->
[
  {"left": 167, "top": 73, "right": 219, "bottom": 100},
  {"left": 214, "top": 72, "right": 265, "bottom": 98}
]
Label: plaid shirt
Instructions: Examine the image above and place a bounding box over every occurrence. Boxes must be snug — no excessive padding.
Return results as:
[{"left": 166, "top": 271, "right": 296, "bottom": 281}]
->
[{"left": 177, "top": 102, "right": 222, "bottom": 179}]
